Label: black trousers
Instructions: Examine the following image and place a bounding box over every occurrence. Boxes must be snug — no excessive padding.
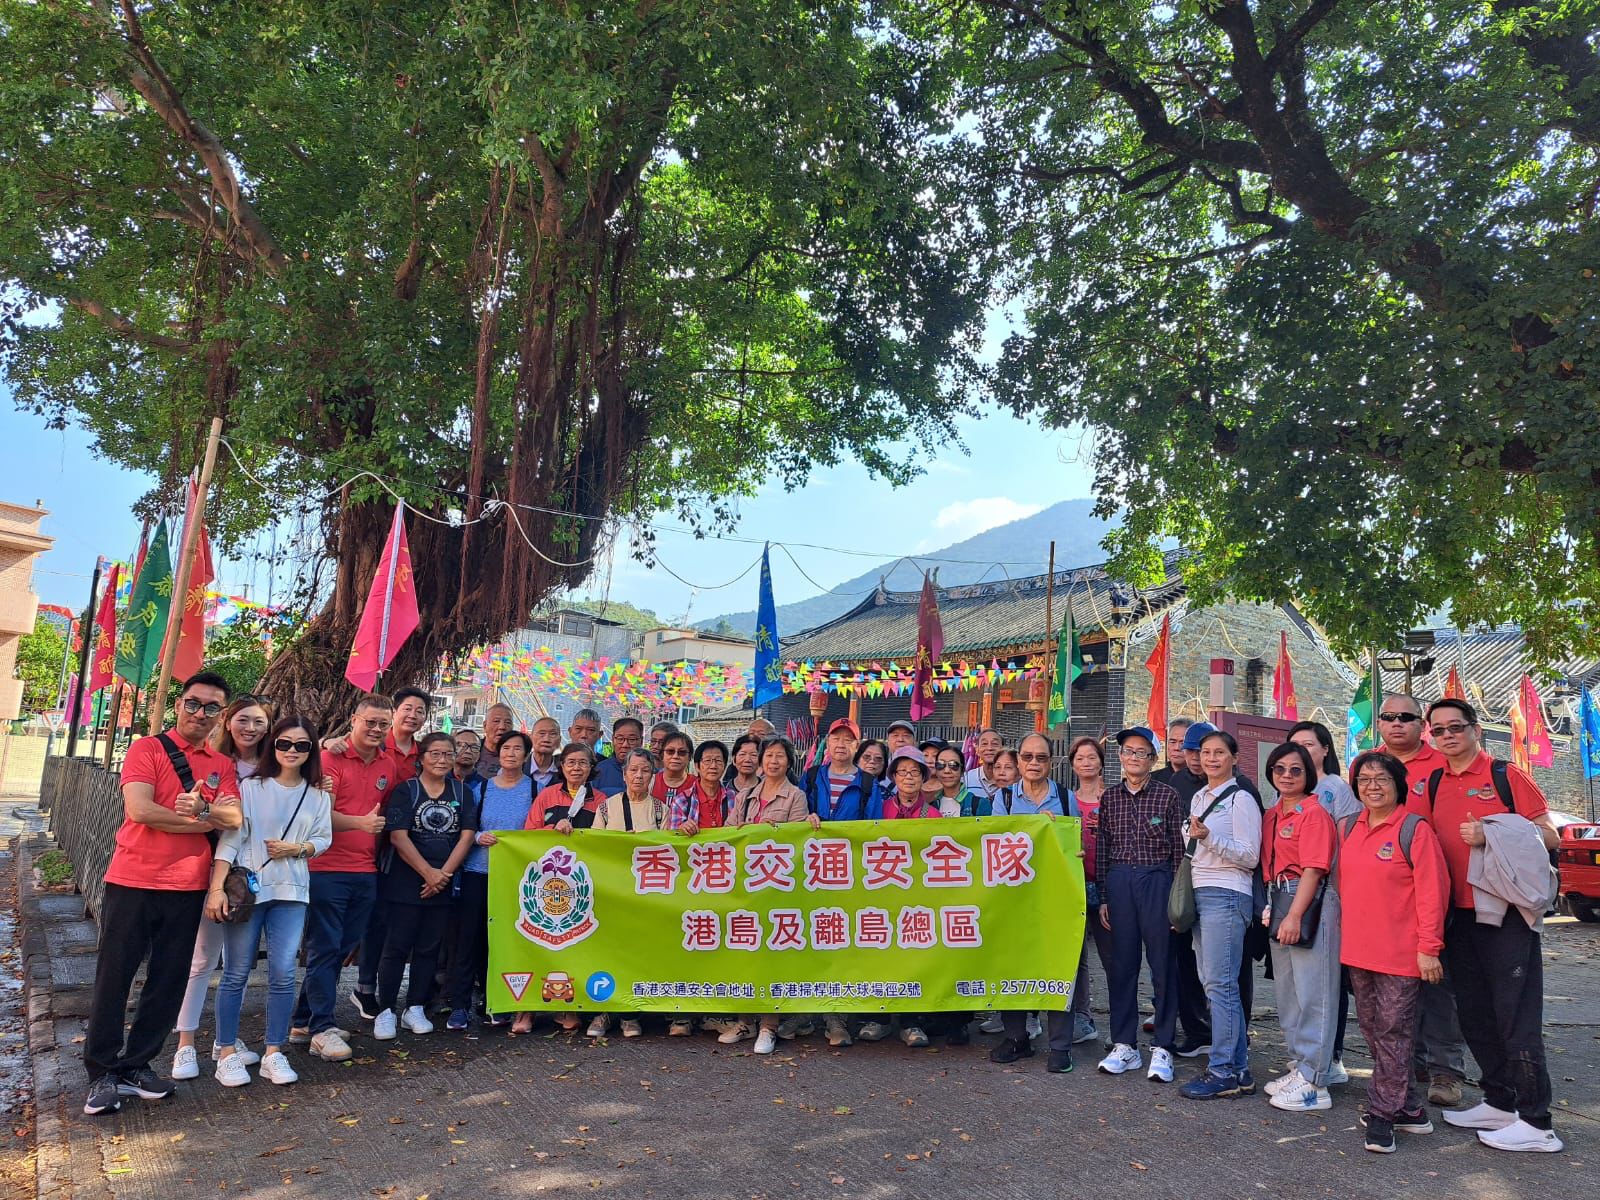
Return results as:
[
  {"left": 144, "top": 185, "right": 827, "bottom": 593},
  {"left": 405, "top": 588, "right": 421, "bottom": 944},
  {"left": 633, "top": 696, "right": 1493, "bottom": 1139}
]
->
[
  {"left": 446, "top": 872, "right": 489, "bottom": 1010},
  {"left": 84, "top": 882, "right": 205, "bottom": 1080},
  {"left": 1444, "top": 907, "right": 1553, "bottom": 1128},
  {"left": 1105, "top": 864, "right": 1178, "bottom": 1050},
  {"left": 1173, "top": 928, "right": 1212, "bottom": 1041},
  {"left": 377, "top": 901, "right": 450, "bottom": 1012}
]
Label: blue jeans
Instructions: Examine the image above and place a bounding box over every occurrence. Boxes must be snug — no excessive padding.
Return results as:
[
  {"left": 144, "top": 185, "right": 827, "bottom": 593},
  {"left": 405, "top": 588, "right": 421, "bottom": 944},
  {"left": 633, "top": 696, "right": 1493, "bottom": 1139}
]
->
[
  {"left": 291, "top": 872, "right": 378, "bottom": 1034},
  {"left": 1192, "top": 885, "right": 1253, "bottom": 1078},
  {"left": 215, "top": 899, "right": 308, "bottom": 1049}
]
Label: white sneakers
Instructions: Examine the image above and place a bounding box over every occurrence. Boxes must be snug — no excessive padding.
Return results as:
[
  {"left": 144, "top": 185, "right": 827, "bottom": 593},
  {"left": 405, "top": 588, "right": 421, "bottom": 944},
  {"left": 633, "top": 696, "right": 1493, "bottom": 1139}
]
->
[
  {"left": 1476, "top": 1120, "right": 1564, "bottom": 1153},
  {"left": 668, "top": 1019, "right": 694, "bottom": 1037},
  {"left": 1269, "top": 1078, "right": 1332, "bottom": 1112},
  {"left": 900, "top": 1025, "right": 929, "bottom": 1048},
  {"left": 824, "top": 1016, "right": 853, "bottom": 1047},
  {"left": 212, "top": 1039, "right": 259, "bottom": 1066},
  {"left": 754, "top": 1028, "right": 778, "bottom": 1055},
  {"left": 309, "top": 1029, "right": 353, "bottom": 1062},
  {"left": 1097, "top": 1043, "right": 1143, "bottom": 1075},
  {"left": 1442, "top": 1101, "right": 1518, "bottom": 1131},
  {"left": 1324, "top": 1059, "right": 1350, "bottom": 1086},
  {"left": 586, "top": 1015, "right": 611, "bottom": 1038},
  {"left": 620, "top": 1019, "right": 643, "bottom": 1038},
  {"left": 1265, "top": 1067, "right": 1306, "bottom": 1097},
  {"left": 857, "top": 1020, "right": 892, "bottom": 1042},
  {"left": 373, "top": 1010, "right": 398, "bottom": 1040},
  {"left": 1146, "top": 1047, "right": 1174, "bottom": 1083},
  {"left": 716, "top": 1021, "right": 754, "bottom": 1045},
  {"left": 171, "top": 1045, "right": 200, "bottom": 1081},
  {"left": 214, "top": 1052, "right": 252, "bottom": 1087},
  {"left": 977, "top": 1014, "right": 1005, "bottom": 1034},
  {"left": 258, "top": 1052, "right": 298, "bottom": 1086},
  {"left": 401, "top": 1006, "right": 434, "bottom": 1035}
]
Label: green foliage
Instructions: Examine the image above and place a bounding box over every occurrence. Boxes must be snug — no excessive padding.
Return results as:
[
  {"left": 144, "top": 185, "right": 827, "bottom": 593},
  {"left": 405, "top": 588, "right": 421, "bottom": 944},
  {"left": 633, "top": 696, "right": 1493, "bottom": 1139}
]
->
[
  {"left": 0, "top": 1, "right": 989, "bottom": 705},
  {"left": 15, "top": 623, "right": 66, "bottom": 715},
  {"left": 912, "top": 0, "right": 1600, "bottom": 663},
  {"left": 560, "top": 598, "right": 664, "bottom": 632},
  {"left": 34, "top": 848, "right": 73, "bottom": 887},
  {"left": 201, "top": 616, "right": 279, "bottom": 700}
]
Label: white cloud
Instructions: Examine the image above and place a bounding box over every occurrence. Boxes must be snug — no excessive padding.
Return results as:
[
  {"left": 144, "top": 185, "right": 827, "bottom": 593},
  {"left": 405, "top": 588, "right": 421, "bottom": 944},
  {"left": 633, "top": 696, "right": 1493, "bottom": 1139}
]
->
[{"left": 931, "top": 497, "right": 1043, "bottom": 543}]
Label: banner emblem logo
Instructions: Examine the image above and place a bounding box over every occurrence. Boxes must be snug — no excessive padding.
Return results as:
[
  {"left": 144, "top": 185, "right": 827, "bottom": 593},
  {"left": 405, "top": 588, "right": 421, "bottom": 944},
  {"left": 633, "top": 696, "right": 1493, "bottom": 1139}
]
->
[{"left": 518, "top": 846, "right": 598, "bottom": 949}]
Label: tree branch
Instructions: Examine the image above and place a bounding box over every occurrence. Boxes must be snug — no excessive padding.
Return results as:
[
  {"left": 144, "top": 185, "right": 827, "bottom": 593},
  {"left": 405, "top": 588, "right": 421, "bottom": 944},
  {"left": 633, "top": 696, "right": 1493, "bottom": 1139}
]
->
[
  {"left": 1493, "top": 0, "right": 1600, "bottom": 146},
  {"left": 1263, "top": 0, "right": 1343, "bottom": 75},
  {"left": 65, "top": 296, "right": 196, "bottom": 350},
  {"left": 90, "top": 0, "right": 288, "bottom": 276}
]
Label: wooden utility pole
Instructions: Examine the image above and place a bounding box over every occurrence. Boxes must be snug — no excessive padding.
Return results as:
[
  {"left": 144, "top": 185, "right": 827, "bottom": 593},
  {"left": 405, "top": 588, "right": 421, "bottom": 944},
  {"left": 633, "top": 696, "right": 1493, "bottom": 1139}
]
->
[
  {"left": 1041, "top": 541, "right": 1055, "bottom": 735},
  {"left": 148, "top": 417, "right": 224, "bottom": 734},
  {"left": 64, "top": 557, "right": 104, "bottom": 758}
]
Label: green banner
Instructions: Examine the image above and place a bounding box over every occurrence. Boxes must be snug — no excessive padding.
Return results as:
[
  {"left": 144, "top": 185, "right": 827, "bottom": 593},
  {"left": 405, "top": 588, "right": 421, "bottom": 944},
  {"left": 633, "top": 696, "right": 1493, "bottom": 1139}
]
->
[{"left": 487, "top": 816, "right": 1084, "bottom": 1015}]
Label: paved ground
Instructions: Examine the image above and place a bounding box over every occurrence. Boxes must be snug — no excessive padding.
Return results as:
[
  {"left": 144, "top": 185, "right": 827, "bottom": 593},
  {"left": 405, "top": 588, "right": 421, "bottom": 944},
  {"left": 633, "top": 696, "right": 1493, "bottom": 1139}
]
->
[{"left": 9, "top": 829, "right": 1598, "bottom": 1200}]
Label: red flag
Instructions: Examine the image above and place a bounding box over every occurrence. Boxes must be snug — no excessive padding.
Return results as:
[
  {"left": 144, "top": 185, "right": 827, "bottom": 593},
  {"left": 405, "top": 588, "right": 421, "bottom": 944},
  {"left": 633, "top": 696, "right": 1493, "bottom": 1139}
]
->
[
  {"left": 1509, "top": 687, "right": 1530, "bottom": 773},
  {"left": 1272, "top": 630, "right": 1298, "bottom": 721},
  {"left": 345, "top": 501, "right": 421, "bottom": 691},
  {"left": 1145, "top": 613, "right": 1171, "bottom": 740},
  {"left": 86, "top": 564, "right": 120, "bottom": 695},
  {"left": 173, "top": 481, "right": 215, "bottom": 681},
  {"left": 1443, "top": 666, "right": 1466, "bottom": 701},
  {"left": 909, "top": 573, "right": 944, "bottom": 721},
  {"left": 1521, "top": 674, "right": 1554, "bottom": 768}
]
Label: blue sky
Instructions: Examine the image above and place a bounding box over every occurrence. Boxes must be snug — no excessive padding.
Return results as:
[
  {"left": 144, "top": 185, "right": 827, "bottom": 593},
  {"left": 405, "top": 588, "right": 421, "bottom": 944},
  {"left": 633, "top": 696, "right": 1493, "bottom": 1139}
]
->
[{"left": 8, "top": 385, "right": 1098, "bottom": 622}]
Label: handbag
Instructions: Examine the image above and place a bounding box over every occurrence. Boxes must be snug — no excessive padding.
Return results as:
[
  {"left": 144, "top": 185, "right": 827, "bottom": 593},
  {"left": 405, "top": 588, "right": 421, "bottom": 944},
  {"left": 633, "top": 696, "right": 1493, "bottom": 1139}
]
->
[
  {"left": 1267, "top": 876, "right": 1326, "bottom": 948},
  {"left": 222, "top": 781, "right": 310, "bottom": 925},
  {"left": 1168, "top": 785, "right": 1237, "bottom": 932}
]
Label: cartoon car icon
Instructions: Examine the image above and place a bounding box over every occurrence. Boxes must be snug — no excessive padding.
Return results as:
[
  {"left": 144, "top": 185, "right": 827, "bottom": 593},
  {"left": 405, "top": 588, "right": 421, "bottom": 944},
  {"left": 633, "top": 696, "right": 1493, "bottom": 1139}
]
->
[{"left": 541, "top": 971, "right": 576, "bottom": 1003}]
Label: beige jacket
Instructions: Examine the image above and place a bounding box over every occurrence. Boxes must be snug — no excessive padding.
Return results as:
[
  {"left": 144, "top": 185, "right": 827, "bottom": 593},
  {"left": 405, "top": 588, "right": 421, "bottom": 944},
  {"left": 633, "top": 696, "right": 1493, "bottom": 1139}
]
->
[{"left": 729, "top": 780, "right": 809, "bottom": 827}]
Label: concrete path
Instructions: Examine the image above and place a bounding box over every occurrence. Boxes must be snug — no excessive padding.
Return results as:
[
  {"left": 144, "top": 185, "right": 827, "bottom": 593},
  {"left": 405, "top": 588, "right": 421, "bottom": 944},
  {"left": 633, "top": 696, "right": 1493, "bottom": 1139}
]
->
[{"left": 11, "top": 831, "right": 1598, "bottom": 1200}]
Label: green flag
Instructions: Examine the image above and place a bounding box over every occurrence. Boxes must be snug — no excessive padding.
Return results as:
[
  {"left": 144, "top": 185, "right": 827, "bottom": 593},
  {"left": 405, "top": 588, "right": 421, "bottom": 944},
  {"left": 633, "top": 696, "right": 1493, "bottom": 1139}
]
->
[
  {"left": 116, "top": 521, "right": 173, "bottom": 688},
  {"left": 1347, "top": 656, "right": 1383, "bottom": 753},
  {"left": 1047, "top": 604, "right": 1082, "bottom": 728}
]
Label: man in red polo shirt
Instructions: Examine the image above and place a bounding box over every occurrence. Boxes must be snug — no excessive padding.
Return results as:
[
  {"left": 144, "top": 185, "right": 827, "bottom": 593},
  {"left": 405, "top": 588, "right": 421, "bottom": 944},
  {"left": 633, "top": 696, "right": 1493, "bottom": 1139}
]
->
[
  {"left": 83, "top": 671, "right": 242, "bottom": 1117},
  {"left": 290, "top": 694, "right": 401, "bottom": 1062},
  {"left": 1423, "top": 698, "right": 1562, "bottom": 1154},
  {"left": 1376, "top": 692, "right": 1464, "bottom": 1106}
]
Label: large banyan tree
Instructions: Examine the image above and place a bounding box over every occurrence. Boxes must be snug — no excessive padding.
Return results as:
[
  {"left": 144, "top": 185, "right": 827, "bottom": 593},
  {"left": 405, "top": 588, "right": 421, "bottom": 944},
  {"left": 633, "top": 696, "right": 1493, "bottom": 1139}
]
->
[{"left": 0, "top": 1, "right": 987, "bottom": 714}]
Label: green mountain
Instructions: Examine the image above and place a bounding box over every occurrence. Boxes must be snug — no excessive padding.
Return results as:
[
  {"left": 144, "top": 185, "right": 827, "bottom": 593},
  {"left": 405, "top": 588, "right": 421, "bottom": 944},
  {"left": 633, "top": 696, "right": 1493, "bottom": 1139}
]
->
[{"left": 705, "top": 498, "right": 1116, "bottom": 640}]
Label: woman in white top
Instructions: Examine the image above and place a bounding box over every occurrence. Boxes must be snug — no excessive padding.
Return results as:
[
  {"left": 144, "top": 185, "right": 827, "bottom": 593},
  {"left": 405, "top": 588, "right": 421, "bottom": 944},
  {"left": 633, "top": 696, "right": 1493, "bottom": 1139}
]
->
[
  {"left": 173, "top": 695, "right": 273, "bottom": 1082},
  {"left": 1178, "top": 729, "right": 1262, "bottom": 1101},
  {"left": 206, "top": 716, "right": 332, "bottom": 1087}
]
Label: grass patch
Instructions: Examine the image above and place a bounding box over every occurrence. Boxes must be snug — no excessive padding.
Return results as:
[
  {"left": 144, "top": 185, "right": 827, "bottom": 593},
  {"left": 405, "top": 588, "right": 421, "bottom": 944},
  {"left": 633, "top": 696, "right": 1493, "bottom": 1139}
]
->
[{"left": 34, "top": 848, "right": 72, "bottom": 887}]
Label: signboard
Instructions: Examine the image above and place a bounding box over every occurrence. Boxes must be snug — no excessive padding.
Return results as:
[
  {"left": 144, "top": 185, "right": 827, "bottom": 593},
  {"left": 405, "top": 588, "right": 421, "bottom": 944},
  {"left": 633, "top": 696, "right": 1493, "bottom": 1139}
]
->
[{"left": 487, "top": 817, "right": 1084, "bottom": 1015}]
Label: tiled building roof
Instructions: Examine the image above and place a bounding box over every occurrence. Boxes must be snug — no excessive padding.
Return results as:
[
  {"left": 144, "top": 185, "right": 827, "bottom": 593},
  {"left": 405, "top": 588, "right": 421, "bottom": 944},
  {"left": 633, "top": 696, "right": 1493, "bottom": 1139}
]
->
[
  {"left": 782, "top": 554, "right": 1186, "bottom": 662},
  {"left": 1380, "top": 626, "right": 1600, "bottom": 728}
]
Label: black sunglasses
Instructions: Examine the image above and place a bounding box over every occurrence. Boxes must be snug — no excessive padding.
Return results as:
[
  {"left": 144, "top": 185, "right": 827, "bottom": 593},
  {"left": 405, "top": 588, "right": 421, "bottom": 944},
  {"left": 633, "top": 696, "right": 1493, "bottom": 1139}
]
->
[
  {"left": 273, "top": 738, "right": 314, "bottom": 753},
  {"left": 1377, "top": 712, "right": 1422, "bottom": 724},
  {"left": 181, "top": 698, "right": 224, "bottom": 717}
]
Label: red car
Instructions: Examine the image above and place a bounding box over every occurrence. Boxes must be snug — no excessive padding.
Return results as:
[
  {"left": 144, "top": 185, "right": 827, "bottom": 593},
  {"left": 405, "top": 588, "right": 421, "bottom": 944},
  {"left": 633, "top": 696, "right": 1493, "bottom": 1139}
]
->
[{"left": 1558, "top": 822, "right": 1600, "bottom": 922}]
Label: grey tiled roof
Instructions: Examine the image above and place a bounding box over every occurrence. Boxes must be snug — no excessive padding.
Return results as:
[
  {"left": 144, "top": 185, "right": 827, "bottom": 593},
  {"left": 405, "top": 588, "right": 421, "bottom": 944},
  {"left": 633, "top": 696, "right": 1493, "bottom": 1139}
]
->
[
  {"left": 1379, "top": 626, "right": 1599, "bottom": 725},
  {"left": 782, "top": 555, "right": 1186, "bottom": 662}
]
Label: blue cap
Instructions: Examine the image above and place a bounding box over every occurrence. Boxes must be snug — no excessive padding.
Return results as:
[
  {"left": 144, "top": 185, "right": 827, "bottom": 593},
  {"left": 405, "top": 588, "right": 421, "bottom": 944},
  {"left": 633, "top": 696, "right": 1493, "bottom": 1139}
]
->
[
  {"left": 1115, "top": 726, "right": 1156, "bottom": 747},
  {"left": 1181, "top": 721, "right": 1218, "bottom": 751}
]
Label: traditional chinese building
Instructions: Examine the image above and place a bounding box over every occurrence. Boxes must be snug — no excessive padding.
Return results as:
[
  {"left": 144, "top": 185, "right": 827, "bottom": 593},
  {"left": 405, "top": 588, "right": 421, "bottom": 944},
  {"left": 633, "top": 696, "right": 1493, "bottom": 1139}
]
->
[
  {"left": 767, "top": 554, "right": 1359, "bottom": 786},
  {"left": 0, "top": 501, "right": 53, "bottom": 720}
]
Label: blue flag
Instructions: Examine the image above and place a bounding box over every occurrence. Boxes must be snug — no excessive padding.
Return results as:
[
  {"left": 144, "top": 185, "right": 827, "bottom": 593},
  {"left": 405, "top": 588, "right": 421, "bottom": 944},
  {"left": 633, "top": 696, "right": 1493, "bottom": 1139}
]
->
[
  {"left": 753, "top": 543, "right": 782, "bottom": 709},
  {"left": 1581, "top": 688, "right": 1600, "bottom": 780}
]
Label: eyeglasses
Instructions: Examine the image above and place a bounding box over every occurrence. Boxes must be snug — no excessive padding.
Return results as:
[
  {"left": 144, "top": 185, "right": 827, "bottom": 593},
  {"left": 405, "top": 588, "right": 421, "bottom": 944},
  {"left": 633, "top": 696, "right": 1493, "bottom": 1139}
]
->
[
  {"left": 1377, "top": 711, "right": 1421, "bottom": 724},
  {"left": 1356, "top": 774, "right": 1395, "bottom": 790},
  {"left": 1018, "top": 752, "right": 1051, "bottom": 763},
  {"left": 423, "top": 749, "right": 455, "bottom": 761},
  {"left": 937, "top": 760, "right": 963, "bottom": 771},
  {"left": 181, "top": 698, "right": 224, "bottom": 717},
  {"left": 1429, "top": 723, "right": 1472, "bottom": 737},
  {"left": 1118, "top": 747, "right": 1153, "bottom": 760},
  {"left": 663, "top": 748, "right": 688, "bottom": 757},
  {"left": 1270, "top": 764, "right": 1306, "bottom": 777},
  {"left": 273, "top": 738, "right": 314, "bottom": 754}
]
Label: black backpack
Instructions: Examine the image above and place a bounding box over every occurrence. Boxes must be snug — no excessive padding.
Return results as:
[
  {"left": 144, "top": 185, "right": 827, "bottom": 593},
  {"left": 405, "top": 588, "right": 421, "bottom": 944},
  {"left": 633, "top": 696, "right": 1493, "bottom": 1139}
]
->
[{"left": 1425, "top": 759, "right": 1513, "bottom": 813}]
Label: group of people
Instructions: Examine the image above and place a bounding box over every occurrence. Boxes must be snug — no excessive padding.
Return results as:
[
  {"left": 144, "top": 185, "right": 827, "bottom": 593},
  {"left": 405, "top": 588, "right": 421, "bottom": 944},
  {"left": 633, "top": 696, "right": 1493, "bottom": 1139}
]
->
[{"left": 80, "top": 674, "right": 1565, "bottom": 1158}]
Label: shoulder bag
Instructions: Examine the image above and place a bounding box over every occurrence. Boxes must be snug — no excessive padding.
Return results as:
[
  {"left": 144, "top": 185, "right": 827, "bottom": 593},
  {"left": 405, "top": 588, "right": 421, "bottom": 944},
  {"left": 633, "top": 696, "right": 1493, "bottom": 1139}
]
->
[
  {"left": 1167, "top": 785, "right": 1238, "bottom": 932},
  {"left": 222, "top": 780, "right": 311, "bottom": 924}
]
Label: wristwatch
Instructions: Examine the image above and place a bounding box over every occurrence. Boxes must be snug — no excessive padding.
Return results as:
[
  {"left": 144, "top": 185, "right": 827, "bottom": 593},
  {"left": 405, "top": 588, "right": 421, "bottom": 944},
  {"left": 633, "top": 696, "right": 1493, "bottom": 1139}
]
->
[{"left": 196, "top": 799, "right": 212, "bottom": 819}]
